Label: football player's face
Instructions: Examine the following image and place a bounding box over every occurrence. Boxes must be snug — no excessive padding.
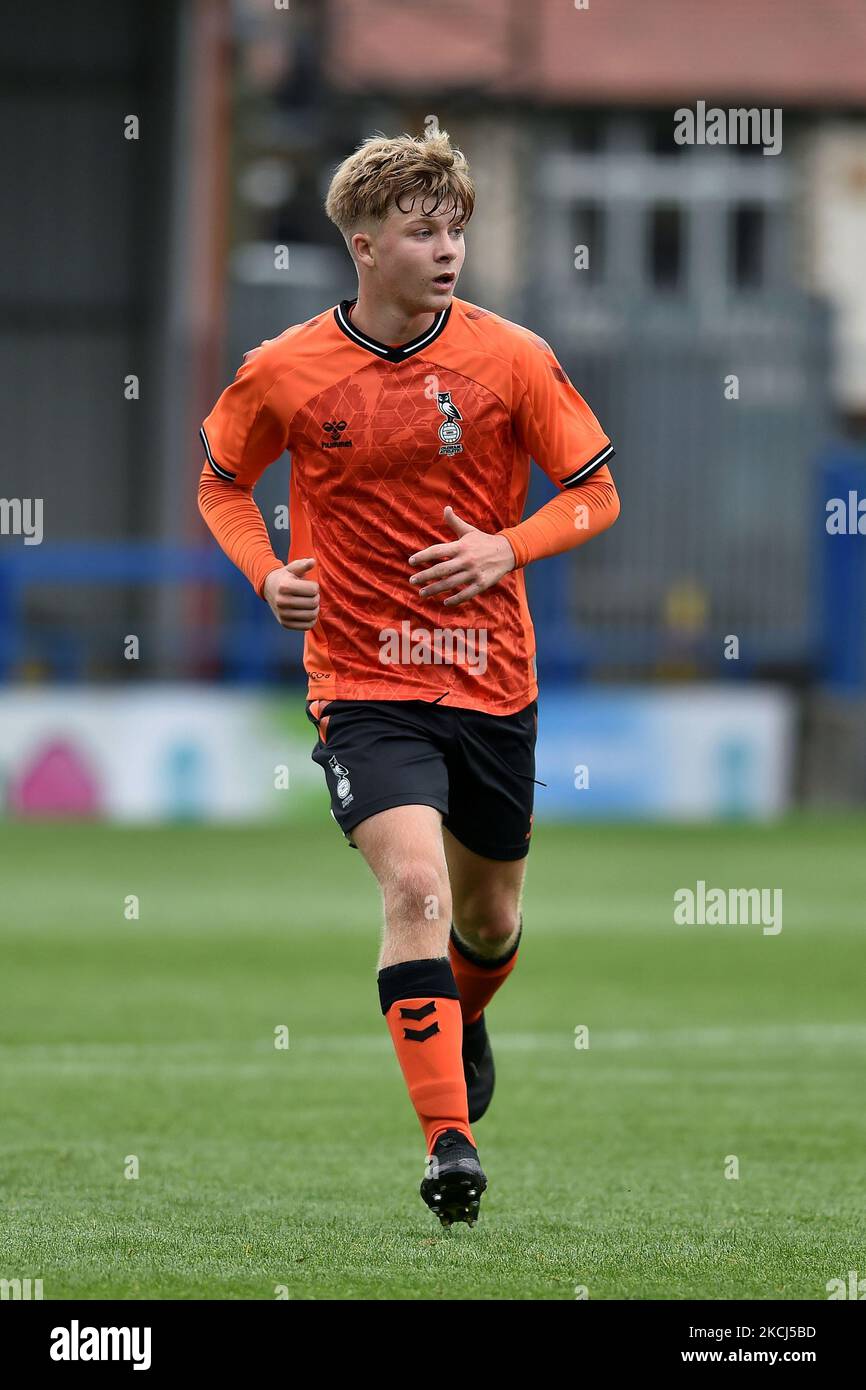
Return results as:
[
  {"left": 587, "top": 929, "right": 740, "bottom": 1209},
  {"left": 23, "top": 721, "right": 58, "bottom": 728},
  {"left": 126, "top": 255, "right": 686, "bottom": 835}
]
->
[{"left": 371, "top": 200, "right": 465, "bottom": 313}]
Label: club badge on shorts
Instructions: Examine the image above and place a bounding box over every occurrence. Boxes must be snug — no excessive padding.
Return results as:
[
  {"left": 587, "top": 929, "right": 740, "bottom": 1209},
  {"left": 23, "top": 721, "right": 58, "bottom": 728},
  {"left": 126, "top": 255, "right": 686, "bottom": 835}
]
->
[{"left": 328, "top": 753, "right": 353, "bottom": 807}]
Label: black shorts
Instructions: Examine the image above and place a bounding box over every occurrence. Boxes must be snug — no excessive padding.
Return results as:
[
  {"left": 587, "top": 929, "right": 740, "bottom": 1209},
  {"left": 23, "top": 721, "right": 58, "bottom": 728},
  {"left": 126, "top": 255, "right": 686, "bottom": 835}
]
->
[{"left": 305, "top": 698, "right": 538, "bottom": 861}]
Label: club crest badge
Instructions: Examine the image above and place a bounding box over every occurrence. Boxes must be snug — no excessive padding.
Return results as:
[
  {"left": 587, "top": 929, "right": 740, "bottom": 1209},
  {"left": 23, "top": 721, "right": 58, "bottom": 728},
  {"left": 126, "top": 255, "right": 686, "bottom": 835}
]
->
[
  {"left": 436, "top": 391, "right": 464, "bottom": 457},
  {"left": 328, "top": 753, "right": 353, "bottom": 806}
]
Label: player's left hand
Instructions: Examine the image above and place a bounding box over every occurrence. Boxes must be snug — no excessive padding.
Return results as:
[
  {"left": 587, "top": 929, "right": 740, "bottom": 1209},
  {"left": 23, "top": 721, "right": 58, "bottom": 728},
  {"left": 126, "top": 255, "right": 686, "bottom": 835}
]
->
[{"left": 408, "top": 506, "right": 516, "bottom": 606}]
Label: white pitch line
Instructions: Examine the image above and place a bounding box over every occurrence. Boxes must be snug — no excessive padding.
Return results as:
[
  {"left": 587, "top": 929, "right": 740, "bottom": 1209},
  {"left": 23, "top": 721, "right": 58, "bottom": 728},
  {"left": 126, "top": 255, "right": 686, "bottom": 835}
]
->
[{"left": 0, "top": 1022, "right": 865, "bottom": 1067}]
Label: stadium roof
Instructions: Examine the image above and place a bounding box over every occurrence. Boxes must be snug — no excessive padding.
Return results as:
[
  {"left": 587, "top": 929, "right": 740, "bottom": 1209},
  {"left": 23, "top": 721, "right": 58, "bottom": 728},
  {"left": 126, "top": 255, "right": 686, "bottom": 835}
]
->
[{"left": 326, "top": 0, "right": 866, "bottom": 106}]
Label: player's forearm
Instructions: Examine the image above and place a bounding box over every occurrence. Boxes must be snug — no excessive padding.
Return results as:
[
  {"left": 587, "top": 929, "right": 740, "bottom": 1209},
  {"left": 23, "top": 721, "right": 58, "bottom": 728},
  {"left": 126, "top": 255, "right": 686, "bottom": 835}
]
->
[
  {"left": 498, "top": 465, "right": 620, "bottom": 569},
  {"left": 197, "top": 467, "right": 285, "bottom": 598}
]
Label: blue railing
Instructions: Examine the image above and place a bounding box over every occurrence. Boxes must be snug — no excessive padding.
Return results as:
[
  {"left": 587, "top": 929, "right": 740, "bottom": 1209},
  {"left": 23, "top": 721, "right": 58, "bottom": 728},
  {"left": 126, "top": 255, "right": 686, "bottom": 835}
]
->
[
  {"left": 0, "top": 544, "right": 303, "bottom": 683},
  {"left": 1, "top": 446, "right": 864, "bottom": 688},
  {"left": 816, "top": 447, "right": 866, "bottom": 693}
]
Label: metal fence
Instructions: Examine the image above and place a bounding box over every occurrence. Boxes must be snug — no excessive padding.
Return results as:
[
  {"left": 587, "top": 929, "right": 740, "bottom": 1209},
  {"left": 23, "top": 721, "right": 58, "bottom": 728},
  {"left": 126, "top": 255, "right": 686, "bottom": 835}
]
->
[{"left": 530, "top": 294, "right": 836, "bottom": 678}]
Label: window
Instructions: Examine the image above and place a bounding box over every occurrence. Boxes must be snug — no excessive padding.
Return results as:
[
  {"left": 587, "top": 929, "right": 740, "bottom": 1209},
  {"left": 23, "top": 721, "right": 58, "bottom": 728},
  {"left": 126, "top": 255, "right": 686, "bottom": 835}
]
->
[
  {"left": 732, "top": 205, "right": 765, "bottom": 289},
  {"left": 648, "top": 111, "right": 688, "bottom": 156},
  {"left": 649, "top": 205, "right": 683, "bottom": 290},
  {"left": 571, "top": 205, "right": 604, "bottom": 283}
]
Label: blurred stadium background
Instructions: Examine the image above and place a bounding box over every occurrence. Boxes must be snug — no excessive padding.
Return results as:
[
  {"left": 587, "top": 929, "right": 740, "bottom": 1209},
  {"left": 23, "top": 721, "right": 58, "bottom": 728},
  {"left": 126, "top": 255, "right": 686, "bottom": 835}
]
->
[
  {"left": 3, "top": 0, "right": 866, "bottom": 1300},
  {"left": 2, "top": 0, "right": 866, "bottom": 820}
]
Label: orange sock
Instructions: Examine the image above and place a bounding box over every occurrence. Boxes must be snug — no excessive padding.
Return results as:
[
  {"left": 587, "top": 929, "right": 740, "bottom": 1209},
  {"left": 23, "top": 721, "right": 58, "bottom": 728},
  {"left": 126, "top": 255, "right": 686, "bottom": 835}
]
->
[
  {"left": 378, "top": 958, "right": 474, "bottom": 1153},
  {"left": 448, "top": 916, "right": 523, "bottom": 1025}
]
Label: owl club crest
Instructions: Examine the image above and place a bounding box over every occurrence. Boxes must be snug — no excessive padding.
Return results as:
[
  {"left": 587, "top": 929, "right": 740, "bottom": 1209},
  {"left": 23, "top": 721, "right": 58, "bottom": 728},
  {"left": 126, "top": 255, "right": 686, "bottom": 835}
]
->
[
  {"left": 328, "top": 753, "right": 353, "bottom": 806},
  {"left": 436, "top": 391, "right": 464, "bottom": 456}
]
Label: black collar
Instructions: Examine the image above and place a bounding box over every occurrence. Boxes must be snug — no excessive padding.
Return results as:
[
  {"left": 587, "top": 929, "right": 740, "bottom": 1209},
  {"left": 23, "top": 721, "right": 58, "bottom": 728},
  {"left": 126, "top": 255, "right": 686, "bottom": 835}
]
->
[{"left": 334, "top": 298, "right": 452, "bottom": 363}]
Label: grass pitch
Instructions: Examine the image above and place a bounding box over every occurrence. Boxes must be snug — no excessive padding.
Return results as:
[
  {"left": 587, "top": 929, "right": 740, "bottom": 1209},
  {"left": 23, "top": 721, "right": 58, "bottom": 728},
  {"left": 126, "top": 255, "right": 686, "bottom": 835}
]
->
[{"left": 2, "top": 816, "right": 864, "bottom": 1299}]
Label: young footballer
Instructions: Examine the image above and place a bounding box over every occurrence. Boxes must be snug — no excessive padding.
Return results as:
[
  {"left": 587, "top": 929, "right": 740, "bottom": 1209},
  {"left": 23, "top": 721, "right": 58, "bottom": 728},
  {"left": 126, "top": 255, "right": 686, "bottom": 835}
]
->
[{"left": 198, "top": 130, "right": 619, "bottom": 1226}]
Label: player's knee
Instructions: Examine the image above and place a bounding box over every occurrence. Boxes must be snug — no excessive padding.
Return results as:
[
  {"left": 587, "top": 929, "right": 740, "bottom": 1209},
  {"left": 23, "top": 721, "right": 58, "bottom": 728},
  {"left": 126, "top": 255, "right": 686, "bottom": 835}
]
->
[
  {"left": 384, "top": 859, "right": 450, "bottom": 926},
  {"left": 455, "top": 898, "right": 520, "bottom": 949}
]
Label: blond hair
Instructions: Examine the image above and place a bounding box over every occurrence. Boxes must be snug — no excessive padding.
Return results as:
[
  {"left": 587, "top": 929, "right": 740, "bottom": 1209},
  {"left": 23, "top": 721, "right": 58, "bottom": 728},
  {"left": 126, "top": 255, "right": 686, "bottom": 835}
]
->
[{"left": 325, "top": 129, "right": 475, "bottom": 245}]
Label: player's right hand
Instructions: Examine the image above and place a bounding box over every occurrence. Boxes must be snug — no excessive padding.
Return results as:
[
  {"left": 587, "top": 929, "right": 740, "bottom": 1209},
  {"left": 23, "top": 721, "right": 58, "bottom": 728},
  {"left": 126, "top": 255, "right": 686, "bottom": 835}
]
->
[{"left": 263, "top": 558, "right": 320, "bottom": 630}]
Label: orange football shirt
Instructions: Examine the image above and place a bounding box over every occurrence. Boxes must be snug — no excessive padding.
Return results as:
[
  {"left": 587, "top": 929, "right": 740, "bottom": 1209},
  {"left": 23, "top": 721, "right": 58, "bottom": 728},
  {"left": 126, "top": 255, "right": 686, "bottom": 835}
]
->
[{"left": 199, "top": 296, "right": 614, "bottom": 715}]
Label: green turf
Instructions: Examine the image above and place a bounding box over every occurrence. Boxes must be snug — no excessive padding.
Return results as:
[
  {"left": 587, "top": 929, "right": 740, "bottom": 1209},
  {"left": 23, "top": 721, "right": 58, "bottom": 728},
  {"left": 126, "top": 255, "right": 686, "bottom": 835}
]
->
[{"left": 2, "top": 816, "right": 864, "bottom": 1300}]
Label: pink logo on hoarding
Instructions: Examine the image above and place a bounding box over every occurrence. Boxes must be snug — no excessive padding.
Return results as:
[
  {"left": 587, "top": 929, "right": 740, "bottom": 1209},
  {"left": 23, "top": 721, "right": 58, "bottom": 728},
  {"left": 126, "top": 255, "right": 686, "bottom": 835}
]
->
[{"left": 9, "top": 738, "right": 103, "bottom": 818}]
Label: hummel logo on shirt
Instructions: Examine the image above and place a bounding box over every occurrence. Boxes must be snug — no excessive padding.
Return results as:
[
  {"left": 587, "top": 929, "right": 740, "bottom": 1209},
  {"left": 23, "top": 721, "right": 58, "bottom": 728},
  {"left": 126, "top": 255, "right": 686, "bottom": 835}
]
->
[{"left": 321, "top": 419, "right": 352, "bottom": 447}]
